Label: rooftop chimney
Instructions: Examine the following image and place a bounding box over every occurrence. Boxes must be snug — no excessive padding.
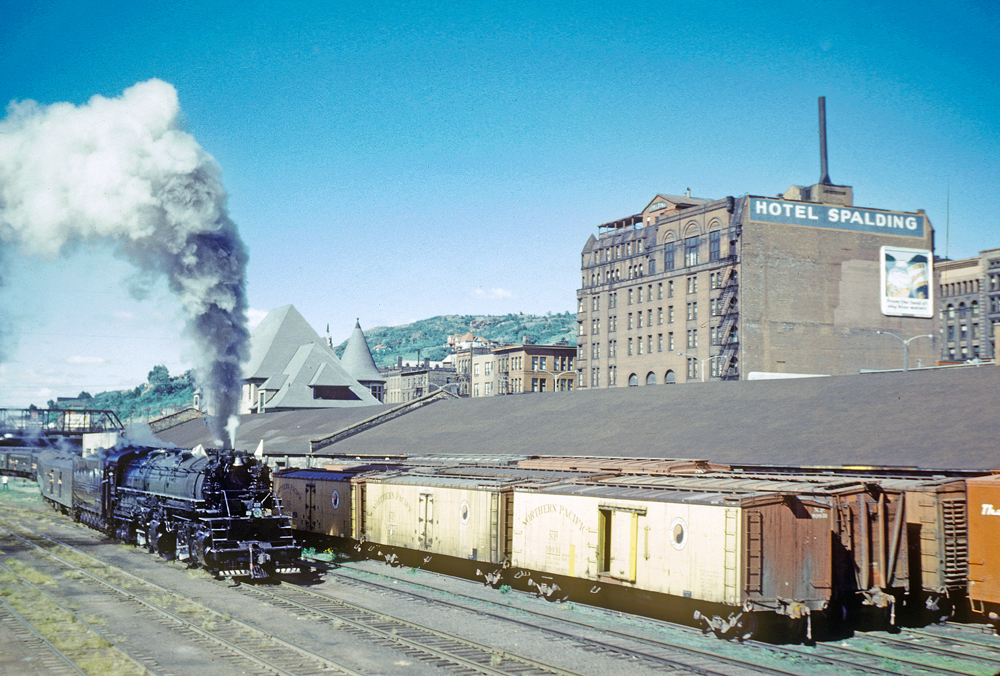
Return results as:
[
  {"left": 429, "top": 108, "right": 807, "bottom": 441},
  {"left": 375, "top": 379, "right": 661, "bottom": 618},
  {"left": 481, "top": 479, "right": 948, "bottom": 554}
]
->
[{"left": 819, "top": 96, "right": 832, "bottom": 186}]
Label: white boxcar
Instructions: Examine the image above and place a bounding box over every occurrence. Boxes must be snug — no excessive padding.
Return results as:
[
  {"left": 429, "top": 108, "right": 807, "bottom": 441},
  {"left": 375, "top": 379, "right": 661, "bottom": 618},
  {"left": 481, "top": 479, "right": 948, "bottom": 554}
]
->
[
  {"left": 512, "top": 483, "right": 744, "bottom": 606},
  {"left": 362, "top": 473, "right": 512, "bottom": 563}
]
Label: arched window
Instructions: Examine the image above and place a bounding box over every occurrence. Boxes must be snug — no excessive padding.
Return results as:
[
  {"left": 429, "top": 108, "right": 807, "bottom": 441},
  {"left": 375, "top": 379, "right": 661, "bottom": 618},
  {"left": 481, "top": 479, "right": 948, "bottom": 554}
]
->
[
  {"left": 947, "top": 304, "right": 955, "bottom": 319},
  {"left": 645, "top": 372, "right": 656, "bottom": 385},
  {"left": 628, "top": 373, "right": 638, "bottom": 387},
  {"left": 664, "top": 370, "right": 676, "bottom": 384}
]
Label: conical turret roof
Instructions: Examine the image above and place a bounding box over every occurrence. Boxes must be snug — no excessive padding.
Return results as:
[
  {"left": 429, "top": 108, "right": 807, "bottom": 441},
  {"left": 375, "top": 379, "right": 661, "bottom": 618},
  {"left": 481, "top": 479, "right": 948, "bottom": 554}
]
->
[{"left": 340, "top": 320, "right": 385, "bottom": 384}]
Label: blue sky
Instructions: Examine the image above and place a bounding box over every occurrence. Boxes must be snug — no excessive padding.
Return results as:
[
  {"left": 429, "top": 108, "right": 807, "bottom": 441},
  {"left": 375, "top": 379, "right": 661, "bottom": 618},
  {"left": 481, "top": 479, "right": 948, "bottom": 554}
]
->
[{"left": 1, "top": 0, "right": 997, "bottom": 407}]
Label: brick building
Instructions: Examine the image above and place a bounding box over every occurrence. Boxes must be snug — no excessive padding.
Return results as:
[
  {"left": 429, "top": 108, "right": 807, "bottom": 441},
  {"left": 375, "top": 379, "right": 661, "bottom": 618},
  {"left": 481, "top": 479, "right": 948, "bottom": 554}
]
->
[
  {"left": 576, "top": 181, "right": 937, "bottom": 386},
  {"left": 470, "top": 342, "right": 576, "bottom": 396},
  {"left": 937, "top": 248, "right": 1000, "bottom": 362}
]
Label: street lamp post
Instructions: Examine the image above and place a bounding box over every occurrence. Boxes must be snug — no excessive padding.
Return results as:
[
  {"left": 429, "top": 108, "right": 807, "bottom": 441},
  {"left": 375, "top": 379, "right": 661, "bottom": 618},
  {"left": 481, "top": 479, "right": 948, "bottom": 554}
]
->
[
  {"left": 876, "top": 331, "right": 933, "bottom": 372},
  {"left": 676, "top": 352, "right": 712, "bottom": 383},
  {"left": 538, "top": 369, "right": 576, "bottom": 392}
]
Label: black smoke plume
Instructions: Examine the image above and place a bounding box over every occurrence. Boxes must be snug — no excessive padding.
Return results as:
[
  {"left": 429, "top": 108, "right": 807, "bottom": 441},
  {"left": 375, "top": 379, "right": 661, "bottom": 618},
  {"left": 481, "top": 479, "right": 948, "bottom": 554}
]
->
[{"left": 0, "top": 80, "right": 249, "bottom": 447}]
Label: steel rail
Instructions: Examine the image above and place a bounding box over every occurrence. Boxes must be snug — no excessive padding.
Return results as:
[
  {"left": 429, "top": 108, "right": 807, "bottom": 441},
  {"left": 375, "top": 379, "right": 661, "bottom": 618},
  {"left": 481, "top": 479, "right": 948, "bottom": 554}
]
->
[
  {"left": 231, "top": 581, "right": 587, "bottom": 676},
  {"left": 859, "top": 629, "right": 1000, "bottom": 668},
  {"left": 0, "top": 596, "right": 88, "bottom": 676},
  {"left": 327, "top": 560, "right": 982, "bottom": 676},
  {"left": 321, "top": 564, "right": 803, "bottom": 676},
  {"left": 0, "top": 558, "right": 158, "bottom": 676},
  {"left": 0, "top": 515, "right": 367, "bottom": 676}
]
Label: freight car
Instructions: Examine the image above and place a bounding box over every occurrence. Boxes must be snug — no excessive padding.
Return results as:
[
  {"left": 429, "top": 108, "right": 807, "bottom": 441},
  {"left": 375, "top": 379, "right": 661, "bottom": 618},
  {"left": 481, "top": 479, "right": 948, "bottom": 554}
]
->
[
  {"left": 967, "top": 473, "right": 1000, "bottom": 631},
  {"left": 35, "top": 446, "right": 301, "bottom": 579},
  {"left": 277, "top": 456, "right": 1000, "bottom": 640},
  {"left": 278, "top": 463, "right": 911, "bottom": 640}
]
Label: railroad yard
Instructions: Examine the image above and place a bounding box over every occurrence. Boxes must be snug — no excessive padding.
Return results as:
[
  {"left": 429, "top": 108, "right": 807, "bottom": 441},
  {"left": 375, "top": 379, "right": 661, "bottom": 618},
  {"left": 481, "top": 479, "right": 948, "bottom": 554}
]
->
[{"left": 2, "top": 484, "right": 999, "bottom": 676}]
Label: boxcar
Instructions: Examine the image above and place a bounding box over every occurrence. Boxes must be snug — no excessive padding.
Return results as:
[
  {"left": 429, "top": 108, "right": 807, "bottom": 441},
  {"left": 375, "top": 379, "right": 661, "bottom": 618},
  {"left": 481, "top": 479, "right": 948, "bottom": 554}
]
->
[
  {"left": 967, "top": 473, "right": 1000, "bottom": 628},
  {"left": 360, "top": 471, "right": 516, "bottom": 566},
  {"left": 510, "top": 478, "right": 861, "bottom": 640},
  {"left": 273, "top": 468, "right": 357, "bottom": 538}
]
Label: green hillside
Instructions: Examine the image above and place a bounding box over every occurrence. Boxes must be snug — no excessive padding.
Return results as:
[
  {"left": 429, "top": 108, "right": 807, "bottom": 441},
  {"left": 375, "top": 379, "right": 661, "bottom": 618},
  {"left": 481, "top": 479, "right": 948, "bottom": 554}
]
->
[
  {"left": 45, "top": 366, "right": 196, "bottom": 423},
  {"left": 334, "top": 313, "right": 577, "bottom": 367},
  {"left": 36, "top": 314, "right": 576, "bottom": 418}
]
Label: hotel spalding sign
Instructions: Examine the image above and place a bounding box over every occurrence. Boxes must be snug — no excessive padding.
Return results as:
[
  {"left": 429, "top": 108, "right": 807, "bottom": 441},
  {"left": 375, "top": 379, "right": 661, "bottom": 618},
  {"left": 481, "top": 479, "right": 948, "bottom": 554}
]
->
[{"left": 749, "top": 198, "right": 925, "bottom": 238}]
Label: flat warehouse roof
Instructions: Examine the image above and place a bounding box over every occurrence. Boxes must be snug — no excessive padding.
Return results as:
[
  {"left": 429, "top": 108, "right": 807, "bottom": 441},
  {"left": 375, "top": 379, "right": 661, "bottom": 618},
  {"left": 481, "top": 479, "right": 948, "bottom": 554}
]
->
[{"left": 154, "top": 365, "right": 998, "bottom": 471}]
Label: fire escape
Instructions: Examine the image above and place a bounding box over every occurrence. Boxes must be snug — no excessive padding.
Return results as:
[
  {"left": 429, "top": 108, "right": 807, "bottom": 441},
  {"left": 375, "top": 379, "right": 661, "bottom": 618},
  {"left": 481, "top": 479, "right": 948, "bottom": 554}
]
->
[
  {"left": 716, "top": 263, "right": 740, "bottom": 380},
  {"left": 714, "top": 208, "right": 742, "bottom": 381}
]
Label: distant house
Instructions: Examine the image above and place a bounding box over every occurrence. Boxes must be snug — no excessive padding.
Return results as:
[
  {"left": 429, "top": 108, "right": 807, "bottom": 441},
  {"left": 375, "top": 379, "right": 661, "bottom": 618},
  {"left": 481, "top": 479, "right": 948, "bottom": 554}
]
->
[{"left": 240, "top": 305, "right": 380, "bottom": 413}]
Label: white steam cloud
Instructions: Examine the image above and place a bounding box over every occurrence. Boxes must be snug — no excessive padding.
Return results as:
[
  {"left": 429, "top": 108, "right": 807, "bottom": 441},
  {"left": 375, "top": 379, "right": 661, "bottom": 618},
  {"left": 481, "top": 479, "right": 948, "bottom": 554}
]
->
[{"left": 0, "top": 79, "right": 248, "bottom": 447}]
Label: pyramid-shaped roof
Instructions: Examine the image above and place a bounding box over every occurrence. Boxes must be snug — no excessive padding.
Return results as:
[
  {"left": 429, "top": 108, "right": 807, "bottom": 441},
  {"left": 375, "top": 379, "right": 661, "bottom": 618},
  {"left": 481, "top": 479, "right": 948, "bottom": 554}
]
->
[
  {"left": 245, "top": 305, "right": 324, "bottom": 382},
  {"left": 339, "top": 320, "right": 385, "bottom": 384},
  {"left": 257, "top": 343, "right": 378, "bottom": 410}
]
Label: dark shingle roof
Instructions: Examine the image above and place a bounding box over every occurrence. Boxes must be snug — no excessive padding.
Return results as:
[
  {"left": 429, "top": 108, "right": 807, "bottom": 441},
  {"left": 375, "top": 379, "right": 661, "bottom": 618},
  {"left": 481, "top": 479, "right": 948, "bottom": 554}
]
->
[{"left": 157, "top": 365, "right": 998, "bottom": 471}]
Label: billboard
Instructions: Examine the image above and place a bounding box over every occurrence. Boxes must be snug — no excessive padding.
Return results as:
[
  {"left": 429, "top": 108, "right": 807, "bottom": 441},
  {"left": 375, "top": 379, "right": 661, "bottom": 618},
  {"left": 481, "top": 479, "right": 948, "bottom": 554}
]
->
[{"left": 880, "top": 246, "right": 933, "bottom": 317}]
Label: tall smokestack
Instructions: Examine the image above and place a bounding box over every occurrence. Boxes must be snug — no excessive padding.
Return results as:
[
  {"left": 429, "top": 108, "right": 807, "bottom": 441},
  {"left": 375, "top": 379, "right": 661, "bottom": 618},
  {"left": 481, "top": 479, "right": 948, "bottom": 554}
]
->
[
  {"left": 818, "top": 96, "right": 832, "bottom": 186},
  {"left": 0, "top": 80, "right": 249, "bottom": 448}
]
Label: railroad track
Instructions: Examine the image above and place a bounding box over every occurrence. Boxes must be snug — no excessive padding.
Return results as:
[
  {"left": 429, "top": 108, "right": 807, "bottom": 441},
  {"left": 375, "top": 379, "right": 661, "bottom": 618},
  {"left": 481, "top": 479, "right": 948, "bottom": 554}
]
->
[
  {"left": 321, "top": 558, "right": 1000, "bottom": 676},
  {"left": 0, "top": 514, "right": 365, "bottom": 676},
  {"left": 0, "top": 511, "right": 593, "bottom": 676}
]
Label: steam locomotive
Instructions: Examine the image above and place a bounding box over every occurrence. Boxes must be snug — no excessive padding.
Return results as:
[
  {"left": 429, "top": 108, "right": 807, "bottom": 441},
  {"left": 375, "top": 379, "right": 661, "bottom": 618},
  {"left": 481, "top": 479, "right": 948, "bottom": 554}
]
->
[{"left": 33, "top": 445, "right": 301, "bottom": 578}]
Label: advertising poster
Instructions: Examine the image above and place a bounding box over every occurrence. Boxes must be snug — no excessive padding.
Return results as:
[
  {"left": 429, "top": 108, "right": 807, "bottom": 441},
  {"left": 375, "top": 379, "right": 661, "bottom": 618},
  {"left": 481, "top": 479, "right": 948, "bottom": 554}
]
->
[{"left": 881, "top": 246, "right": 933, "bottom": 317}]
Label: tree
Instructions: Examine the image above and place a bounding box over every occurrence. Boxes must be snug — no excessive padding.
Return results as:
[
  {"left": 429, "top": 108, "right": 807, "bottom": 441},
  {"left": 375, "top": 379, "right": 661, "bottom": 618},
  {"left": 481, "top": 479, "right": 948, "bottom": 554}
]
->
[
  {"left": 148, "top": 365, "right": 170, "bottom": 385},
  {"left": 77, "top": 391, "right": 92, "bottom": 400}
]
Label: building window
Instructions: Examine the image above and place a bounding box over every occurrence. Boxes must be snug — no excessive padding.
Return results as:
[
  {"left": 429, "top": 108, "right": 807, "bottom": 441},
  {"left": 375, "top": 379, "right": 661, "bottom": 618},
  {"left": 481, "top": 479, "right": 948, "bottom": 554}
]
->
[
  {"left": 592, "top": 296, "right": 600, "bottom": 311},
  {"left": 628, "top": 338, "right": 633, "bottom": 355},
  {"left": 638, "top": 312, "right": 643, "bottom": 329},
  {"left": 648, "top": 335, "right": 653, "bottom": 353},
  {"left": 658, "top": 334, "right": 663, "bottom": 352},
  {"left": 687, "top": 276, "right": 697, "bottom": 294},
  {"left": 687, "top": 302, "right": 698, "bottom": 321},
  {"left": 709, "top": 231, "right": 721, "bottom": 262},
  {"left": 540, "top": 357, "right": 547, "bottom": 370},
  {"left": 532, "top": 356, "right": 539, "bottom": 370},
  {"left": 658, "top": 283, "right": 663, "bottom": 300},
  {"left": 664, "top": 243, "right": 675, "bottom": 271},
  {"left": 668, "top": 280, "right": 674, "bottom": 297},
  {"left": 628, "top": 373, "right": 638, "bottom": 387},
  {"left": 668, "top": 332, "right": 675, "bottom": 351},
  {"left": 609, "top": 340, "right": 616, "bottom": 357},
  {"left": 474, "top": 384, "right": 480, "bottom": 396},
  {"left": 610, "top": 315, "right": 617, "bottom": 332},
  {"left": 638, "top": 338, "right": 643, "bottom": 355},
  {"left": 609, "top": 365, "right": 617, "bottom": 385},
  {"left": 658, "top": 307, "right": 663, "bottom": 325},
  {"left": 648, "top": 309, "right": 653, "bottom": 326},
  {"left": 592, "top": 342, "right": 600, "bottom": 359},
  {"left": 628, "top": 313, "right": 634, "bottom": 329},
  {"left": 685, "top": 236, "right": 699, "bottom": 267},
  {"left": 628, "top": 288, "right": 634, "bottom": 304},
  {"left": 669, "top": 306, "right": 674, "bottom": 323},
  {"left": 687, "top": 329, "right": 698, "bottom": 348},
  {"left": 687, "top": 357, "right": 698, "bottom": 380},
  {"left": 474, "top": 363, "right": 480, "bottom": 376},
  {"left": 591, "top": 368, "right": 600, "bottom": 387}
]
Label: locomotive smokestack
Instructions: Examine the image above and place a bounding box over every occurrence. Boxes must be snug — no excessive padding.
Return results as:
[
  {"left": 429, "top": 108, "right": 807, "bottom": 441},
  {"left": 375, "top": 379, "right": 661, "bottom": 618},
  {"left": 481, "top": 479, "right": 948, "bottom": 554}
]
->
[
  {"left": 0, "top": 80, "right": 248, "bottom": 448},
  {"left": 818, "top": 96, "right": 832, "bottom": 186}
]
